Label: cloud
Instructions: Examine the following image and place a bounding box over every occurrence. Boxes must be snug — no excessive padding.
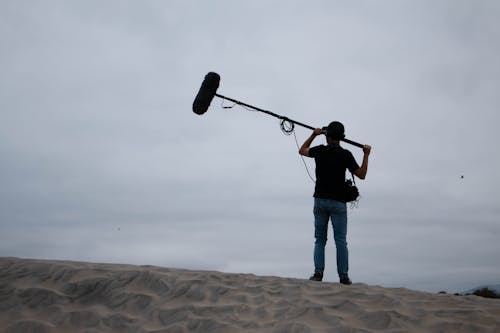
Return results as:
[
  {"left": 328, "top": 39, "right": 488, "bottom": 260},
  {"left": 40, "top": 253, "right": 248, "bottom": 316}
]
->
[{"left": 1, "top": 0, "right": 499, "bottom": 293}]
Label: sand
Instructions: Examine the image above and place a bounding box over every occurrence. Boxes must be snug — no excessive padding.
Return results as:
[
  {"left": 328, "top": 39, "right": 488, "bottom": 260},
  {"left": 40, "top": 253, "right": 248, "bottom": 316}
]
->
[{"left": 1, "top": 257, "right": 499, "bottom": 332}]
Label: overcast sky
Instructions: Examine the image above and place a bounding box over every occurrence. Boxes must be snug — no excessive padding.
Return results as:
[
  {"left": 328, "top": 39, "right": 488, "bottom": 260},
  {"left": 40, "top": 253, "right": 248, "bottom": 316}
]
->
[{"left": 1, "top": 1, "right": 499, "bottom": 293}]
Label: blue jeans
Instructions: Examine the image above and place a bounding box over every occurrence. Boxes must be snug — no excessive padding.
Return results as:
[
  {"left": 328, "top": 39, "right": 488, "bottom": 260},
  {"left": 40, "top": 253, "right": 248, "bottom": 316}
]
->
[{"left": 313, "top": 198, "right": 349, "bottom": 278}]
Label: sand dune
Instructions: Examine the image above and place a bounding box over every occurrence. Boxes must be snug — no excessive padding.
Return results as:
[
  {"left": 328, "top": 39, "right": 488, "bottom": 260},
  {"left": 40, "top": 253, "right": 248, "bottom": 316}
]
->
[{"left": 1, "top": 258, "right": 499, "bottom": 332}]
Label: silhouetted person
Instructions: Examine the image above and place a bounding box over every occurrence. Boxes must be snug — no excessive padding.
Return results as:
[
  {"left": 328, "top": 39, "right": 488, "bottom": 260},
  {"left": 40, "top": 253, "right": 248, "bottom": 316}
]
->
[{"left": 299, "top": 121, "right": 371, "bottom": 284}]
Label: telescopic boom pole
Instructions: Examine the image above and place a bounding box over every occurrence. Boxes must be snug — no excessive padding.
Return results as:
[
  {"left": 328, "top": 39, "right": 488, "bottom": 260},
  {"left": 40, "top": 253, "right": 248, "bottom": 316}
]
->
[{"left": 214, "top": 93, "right": 364, "bottom": 148}]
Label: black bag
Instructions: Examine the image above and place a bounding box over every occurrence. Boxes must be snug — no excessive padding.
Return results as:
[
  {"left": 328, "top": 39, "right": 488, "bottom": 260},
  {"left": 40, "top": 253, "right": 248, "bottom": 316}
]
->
[{"left": 343, "top": 174, "right": 359, "bottom": 202}]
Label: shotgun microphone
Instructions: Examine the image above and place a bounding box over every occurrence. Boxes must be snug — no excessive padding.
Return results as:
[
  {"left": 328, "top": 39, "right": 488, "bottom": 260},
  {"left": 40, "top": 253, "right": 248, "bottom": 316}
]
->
[{"left": 192, "top": 72, "right": 220, "bottom": 115}]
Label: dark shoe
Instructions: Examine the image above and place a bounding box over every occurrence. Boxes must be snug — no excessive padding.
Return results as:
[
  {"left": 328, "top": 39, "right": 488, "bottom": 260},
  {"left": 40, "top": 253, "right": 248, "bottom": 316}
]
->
[
  {"left": 309, "top": 272, "right": 323, "bottom": 281},
  {"left": 339, "top": 276, "right": 352, "bottom": 285}
]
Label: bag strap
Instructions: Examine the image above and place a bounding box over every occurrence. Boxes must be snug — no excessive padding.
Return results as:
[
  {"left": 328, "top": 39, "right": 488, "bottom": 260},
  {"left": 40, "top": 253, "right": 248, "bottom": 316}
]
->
[{"left": 350, "top": 171, "right": 356, "bottom": 185}]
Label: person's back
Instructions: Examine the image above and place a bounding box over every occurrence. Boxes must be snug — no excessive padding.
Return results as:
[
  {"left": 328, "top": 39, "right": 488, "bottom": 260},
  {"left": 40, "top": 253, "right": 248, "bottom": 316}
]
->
[
  {"left": 299, "top": 121, "right": 371, "bottom": 284},
  {"left": 310, "top": 144, "right": 359, "bottom": 202}
]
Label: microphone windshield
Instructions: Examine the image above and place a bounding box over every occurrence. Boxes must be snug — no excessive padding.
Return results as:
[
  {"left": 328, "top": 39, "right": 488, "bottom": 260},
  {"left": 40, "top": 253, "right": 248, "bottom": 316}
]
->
[{"left": 192, "top": 72, "right": 220, "bottom": 115}]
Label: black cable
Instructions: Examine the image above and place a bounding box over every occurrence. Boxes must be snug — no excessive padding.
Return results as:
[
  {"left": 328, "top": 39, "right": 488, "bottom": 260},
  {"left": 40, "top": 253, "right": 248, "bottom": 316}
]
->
[
  {"left": 221, "top": 98, "right": 235, "bottom": 109},
  {"left": 280, "top": 118, "right": 294, "bottom": 135},
  {"left": 219, "top": 99, "right": 315, "bottom": 184},
  {"left": 291, "top": 130, "right": 316, "bottom": 184}
]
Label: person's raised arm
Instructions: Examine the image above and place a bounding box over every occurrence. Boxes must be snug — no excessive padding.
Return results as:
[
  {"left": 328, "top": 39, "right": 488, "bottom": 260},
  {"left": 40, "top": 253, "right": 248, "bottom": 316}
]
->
[
  {"left": 299, "top": 128, "right": 323, "bottom": 157},
  {"left": 353, "top": 145, "right": 372, "bottom": 179}
]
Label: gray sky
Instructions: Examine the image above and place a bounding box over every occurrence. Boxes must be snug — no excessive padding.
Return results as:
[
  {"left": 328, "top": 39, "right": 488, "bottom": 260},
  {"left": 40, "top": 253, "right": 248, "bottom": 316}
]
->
[{"left": 1, "top": 0, "right": 499, "bottom": 293}]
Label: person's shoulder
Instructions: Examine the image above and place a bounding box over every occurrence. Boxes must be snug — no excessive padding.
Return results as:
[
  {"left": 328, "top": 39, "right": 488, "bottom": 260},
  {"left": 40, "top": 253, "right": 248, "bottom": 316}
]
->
[
  {"left": 339, "top": 146, "right": 356, "bottom": 159},
  {"left": 309, "top": 144, "right": 326, "bottom": 157},
  {"left": 310, "top": 144, "right": 327, "bottom": 151},
  {"left": 340, "top": 146, "right": 353, "bottom": 154}
]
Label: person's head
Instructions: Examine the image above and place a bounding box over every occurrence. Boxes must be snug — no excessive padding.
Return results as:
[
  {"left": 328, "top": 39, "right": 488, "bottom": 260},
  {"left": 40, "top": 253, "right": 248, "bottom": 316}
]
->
[{"left": 326, "top": 121, "right": 345, "bottom": 144}]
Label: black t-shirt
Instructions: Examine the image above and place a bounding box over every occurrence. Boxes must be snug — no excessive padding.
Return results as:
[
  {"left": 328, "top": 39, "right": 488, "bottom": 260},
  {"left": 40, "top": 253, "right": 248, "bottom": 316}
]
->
[{"left": 308, "top": 144, "right": 360, "bottom": 201}]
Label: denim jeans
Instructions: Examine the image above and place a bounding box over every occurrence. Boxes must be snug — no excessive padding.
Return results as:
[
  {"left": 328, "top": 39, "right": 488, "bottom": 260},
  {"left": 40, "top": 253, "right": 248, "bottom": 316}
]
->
[{"left": 313, "top": 198, "right": 348, "bottom": 278}]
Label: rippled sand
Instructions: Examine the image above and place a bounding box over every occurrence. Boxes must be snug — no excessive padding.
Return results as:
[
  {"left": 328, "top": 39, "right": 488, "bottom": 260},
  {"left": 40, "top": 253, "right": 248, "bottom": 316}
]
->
[{"left": 1, "top": 257, "right": 499, "bottom": 332}]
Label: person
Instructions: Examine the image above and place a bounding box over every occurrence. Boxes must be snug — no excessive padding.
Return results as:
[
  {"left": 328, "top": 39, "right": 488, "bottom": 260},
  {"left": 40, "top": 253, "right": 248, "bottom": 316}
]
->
[{"left": 299, "top": 121, "right": 371, "bottom": 284}]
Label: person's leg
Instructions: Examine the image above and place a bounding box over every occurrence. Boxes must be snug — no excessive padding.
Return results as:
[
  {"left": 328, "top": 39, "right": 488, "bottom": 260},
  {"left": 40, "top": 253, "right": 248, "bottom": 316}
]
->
[
  {"left": 330, "top": 200, "right": 349, "bottom": 279},
  {"left": 313, "top": 198, "right": 329, "bottom": 274}
]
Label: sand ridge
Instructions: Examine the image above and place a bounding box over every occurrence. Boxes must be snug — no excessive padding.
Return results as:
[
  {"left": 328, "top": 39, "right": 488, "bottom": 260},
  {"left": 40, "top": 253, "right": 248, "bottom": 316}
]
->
[{"left": 1, "top": 257, "right": 499, "bottom": 332}]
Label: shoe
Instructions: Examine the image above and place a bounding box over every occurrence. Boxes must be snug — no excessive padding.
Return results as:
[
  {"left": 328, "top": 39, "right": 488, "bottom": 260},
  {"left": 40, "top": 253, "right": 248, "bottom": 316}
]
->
[
  {"left": 339, "top": 276, "right": 352, "bottom": 285},
  {"left": 309, "top": 272, "right": 323, "bottom": 281}
]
